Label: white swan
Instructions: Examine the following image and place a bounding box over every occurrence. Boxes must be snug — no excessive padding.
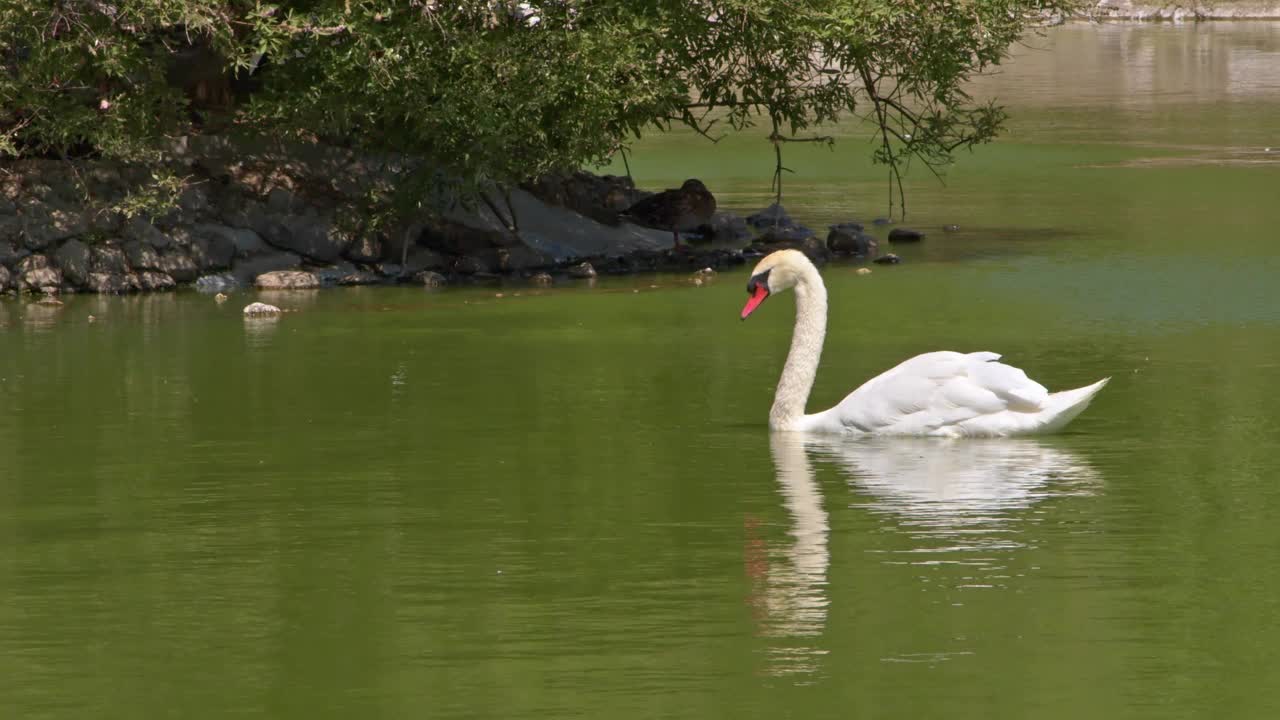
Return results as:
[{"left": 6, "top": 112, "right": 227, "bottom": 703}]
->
[{"left": 740, "top": 250, "right": 1108, "bottom": 436}]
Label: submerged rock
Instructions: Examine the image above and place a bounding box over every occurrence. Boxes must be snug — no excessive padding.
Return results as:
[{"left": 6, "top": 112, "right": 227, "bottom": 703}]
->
[
  {"left": 873, "top": 253, "right": 902, "bottom": 265},
  {"left": 195, "top": 273, "right": 238, "bottom": 293},
  {"left": 415, "top": 270, "right": 447, "bottom": 288},
  {"left": 567, "top": 261, "right": 597, "bottom": 279},
  {"left": 888, "top": 228, "right": 924, "bottom": 243},
  {"left": 243, "top": 302, "right": 282, "bottom": 316},
  {"left": 746, "top": 203, "right": 793, "bottom": 229},
  {"left": 943, "top": 224, "right": 960, "bottom": 232},
  {"left": 755, "top": 225, "right": 816, "bottom": 243},
  {"left": 826, "top": 227, "right": 877, "bottom": 257},
  {"left": 528, "top": 271, "right": 553, "bottom": 286},
  {"left": 697, "top": 212, "right": 751, "bottom": 243}
]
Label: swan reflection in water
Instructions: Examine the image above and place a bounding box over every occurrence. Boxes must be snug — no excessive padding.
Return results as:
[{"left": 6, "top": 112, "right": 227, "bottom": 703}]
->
[
  {"left": 746, "top": 433, "right": 831, "bottom": 678},
  {"left": 810, "top": 435, "right": 1100, "bottom": 538},
  {"left": 750, "top": 433, "right": 1098, "bottom": 678}
]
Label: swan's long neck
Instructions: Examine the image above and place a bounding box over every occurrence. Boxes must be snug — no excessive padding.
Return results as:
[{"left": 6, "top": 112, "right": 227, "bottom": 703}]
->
[{"left": 770, "top": 265, "right": 827, "bottom": 430}]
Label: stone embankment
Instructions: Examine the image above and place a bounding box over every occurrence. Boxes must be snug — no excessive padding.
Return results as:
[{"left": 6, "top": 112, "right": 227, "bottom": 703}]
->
[{"left": 1, "top": 137, "right": 903, "bottom": 296}]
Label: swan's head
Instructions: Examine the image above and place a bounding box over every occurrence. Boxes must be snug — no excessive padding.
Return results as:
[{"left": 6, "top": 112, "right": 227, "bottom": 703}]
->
[{"left": 741, "top": 249, "right": 811, "bottom": 319}]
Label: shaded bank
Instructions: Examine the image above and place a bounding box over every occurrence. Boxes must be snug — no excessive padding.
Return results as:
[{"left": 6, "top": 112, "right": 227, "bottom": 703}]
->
[{"left": 0, "top": 138, "right": 753, "bottom": 296}]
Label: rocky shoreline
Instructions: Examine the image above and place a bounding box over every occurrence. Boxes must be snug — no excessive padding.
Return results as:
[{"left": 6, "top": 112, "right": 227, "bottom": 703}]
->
[
  {"left": 0, "top": 137, "right": 904, "bottom": 297},
  {"left": 1080, "top": 1, "right": 1280, "bottom": 20}
]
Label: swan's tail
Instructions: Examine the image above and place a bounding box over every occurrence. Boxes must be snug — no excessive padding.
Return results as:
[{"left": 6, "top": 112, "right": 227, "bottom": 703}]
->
[{"left": 1036, "top": 377, "right": 1110, "bottom": 433}]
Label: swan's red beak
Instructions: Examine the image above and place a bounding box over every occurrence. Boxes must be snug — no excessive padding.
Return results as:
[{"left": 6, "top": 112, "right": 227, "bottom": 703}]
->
[{"left": 741, "top": 285, "right": 770, "bottom": 319}]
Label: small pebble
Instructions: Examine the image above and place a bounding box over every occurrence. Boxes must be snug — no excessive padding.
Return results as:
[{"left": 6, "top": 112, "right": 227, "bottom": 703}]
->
[
  {"left": 214, "top": 292, "right": 228, "bottom": 303},
  {"left": 856, "top": 267, "right": 872, "bottom": 275}
]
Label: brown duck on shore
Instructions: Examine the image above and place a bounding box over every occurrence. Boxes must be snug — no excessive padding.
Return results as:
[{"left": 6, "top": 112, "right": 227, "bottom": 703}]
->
[{"left": 620, "top": 179, "right": 717, "bottom": 250}]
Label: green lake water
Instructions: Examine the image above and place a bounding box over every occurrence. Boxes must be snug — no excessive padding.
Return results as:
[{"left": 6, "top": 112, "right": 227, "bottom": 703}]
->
[{"left": 4, "top": 22, "right": 1280, "bottom": 719}]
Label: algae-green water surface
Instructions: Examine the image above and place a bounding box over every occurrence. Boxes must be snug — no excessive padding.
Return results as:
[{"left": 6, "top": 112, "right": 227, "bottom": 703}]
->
[{"left": 3, "top": 22, "right": 1280, "bottom": 719}]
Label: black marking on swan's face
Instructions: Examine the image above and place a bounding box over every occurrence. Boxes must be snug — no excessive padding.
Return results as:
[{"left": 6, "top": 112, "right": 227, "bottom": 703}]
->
[{"left": 746, "top": 268, "right": 772, "bottom": 296}]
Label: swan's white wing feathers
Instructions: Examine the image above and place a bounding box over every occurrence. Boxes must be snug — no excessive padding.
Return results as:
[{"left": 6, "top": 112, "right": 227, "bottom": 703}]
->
[{"left": 807, "top": 351, "right": 1071, "bottom": 437}]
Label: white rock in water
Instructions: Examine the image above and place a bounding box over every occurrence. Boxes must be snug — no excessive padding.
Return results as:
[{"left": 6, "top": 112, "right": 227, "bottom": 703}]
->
[{"left": 243, "top": 302, "right": 282, "bottom": 316}]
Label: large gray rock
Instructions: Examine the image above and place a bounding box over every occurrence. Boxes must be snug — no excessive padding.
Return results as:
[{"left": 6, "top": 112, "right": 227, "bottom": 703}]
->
[
  {"left": 827, "top": 227, "right": 877, "bottom": 257},
  {"left": 265, "top": 187, "right": 299, "bottom": 213},
  {"left": 337, "top": 271, "right": 383, "bottom": 286},
  {"left": 755, "top": 225, "right": 816, "bottom": 243},
  {"left": 403, "top": 246, "right": 447, "bottom": 274},
  {"left": 0, "top": 241, "right": 27, "bottom": 267},
  {"left": 124, "top": 240, "right": 162, "bottom": 270},
  {"left": 746, "top": 203, "right": 794, "bottom": 229},
  {"left": 252, "top": 208, "right": 349, "bottom": 262},
  {"left": 344, "top": 233, "right": 383, "bottom": 263},
  {"left": 132, "top": 271, "right": 176, "bottom": 292},
  {"left": 231, "top": 251, "right": 304, "bottom": 285},
  {"left": 89, "top": 208, "right": 124, "bottom": 236},
  {"left": 159, "top": 248, "right": 200, "bottom": 282},
  {"left": 313, "top": 261, "right": 358, "bottom": 284},
  {"left": 121, "top": 216, "right": 170, "bottom": 249},
  {"left": 177, "top": 184, "right": 212, "bottom": 217},
  {"left": 701, "top": 212, "right": 751, "bottom": 243},
  {"left": 17, "top": 254, "right": 49, "bottom": 273},
  {"left": 255, "top": 270, "right": 321, "bottom": 289},
  {"left": 91, "top": 243, "right": 130, "bottom": 274},
  {"left": 0, "top": 265, "right": 11, "bottom": 292},
  {"left": 443, "top": 187, "right": 672, "bottom": 260},
  {"left": 86, "top": 272, "right": 130, "bottom": 294},
  {"left": 195, "top": 273, "right": 238, "bottom": 293},
  {"left": 0, "top": 216, "right": 21, "bottom": 244},
  {"left": 193, "top": 223, "right": 268, "bottom": 257},
  {"left": 495, "top": 245, "right": 552, "bottom": 272},
  {"left": 18, "top": 255, "right": 62, "bottom": 293},
  {"left": 20, "top": 204, "right": 89, "bottom": 250},
  {"left": 415, "top": 270, "right": 447, "bottom": 287},
  {"left": 54, "top": 239, "right": 92, "bottom": 287},
  {"left": 186, "top": 229, "right": 235, "bottom": 271}
]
